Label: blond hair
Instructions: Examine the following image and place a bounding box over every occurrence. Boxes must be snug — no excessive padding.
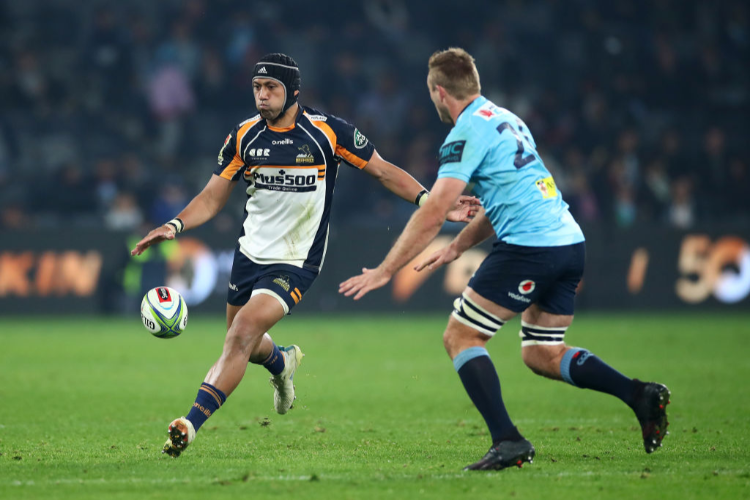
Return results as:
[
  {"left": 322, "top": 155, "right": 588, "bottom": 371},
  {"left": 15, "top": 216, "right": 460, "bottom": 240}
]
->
[{"left": 427, "top": 47, "right": 481, "bottom": 99}]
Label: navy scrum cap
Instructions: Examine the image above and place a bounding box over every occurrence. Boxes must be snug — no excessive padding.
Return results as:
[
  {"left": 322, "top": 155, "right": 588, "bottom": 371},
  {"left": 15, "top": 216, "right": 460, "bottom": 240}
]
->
[{"left": 252, "top": 53, "right": 301, "bottom": 112}]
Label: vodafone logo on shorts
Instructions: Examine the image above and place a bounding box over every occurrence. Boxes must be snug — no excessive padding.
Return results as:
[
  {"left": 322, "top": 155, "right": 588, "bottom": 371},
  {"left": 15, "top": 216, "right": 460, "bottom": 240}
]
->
[{"left": 518, "top": 280, "right": 536, "bottom": 295}]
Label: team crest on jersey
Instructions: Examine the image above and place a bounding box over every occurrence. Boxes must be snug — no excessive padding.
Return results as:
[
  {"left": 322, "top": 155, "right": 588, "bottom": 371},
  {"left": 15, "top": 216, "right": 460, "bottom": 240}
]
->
[
  {"left": 273, "top": 276, "right": 291, "bottom": 292},
  {"left": 354, "top": 128, "right": 368, "bottom": 149},
  {"left": 518, "top": 280, "right": 535, "bottom": 295},
  {"left": 296, "top": 144, "right": 315, "bottom": 164}
]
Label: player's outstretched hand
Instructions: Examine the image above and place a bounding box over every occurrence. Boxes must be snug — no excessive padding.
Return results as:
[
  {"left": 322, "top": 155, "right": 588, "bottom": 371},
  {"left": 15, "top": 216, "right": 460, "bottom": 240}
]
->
[
  {"left": 339, "top": 266, "right": 392, "bottom": 300},
  {"left": 131, "top": 225, "right": 176, "bottom": 256},
  {"left": 446, "top": 195, "right": 481, "bottom": 223},
  {"left": 415, "top": 244, "right": 461, "bottom": 272}
]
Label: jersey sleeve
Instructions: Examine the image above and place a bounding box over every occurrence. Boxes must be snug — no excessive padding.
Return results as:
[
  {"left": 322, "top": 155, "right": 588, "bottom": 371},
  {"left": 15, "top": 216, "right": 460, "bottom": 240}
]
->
[
  {"left": 436, "top": 122, "right": 489, "bottom": 182},
  {"left": 326, "top": 115, "right": 376, "bottom": 169},
  {"left": 213, "top": 125, "right": 246, "bottom": 181}
]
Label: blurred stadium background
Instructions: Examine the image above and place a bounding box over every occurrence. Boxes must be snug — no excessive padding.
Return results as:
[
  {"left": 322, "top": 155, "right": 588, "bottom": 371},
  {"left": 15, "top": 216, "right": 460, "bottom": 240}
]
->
[
  {"left": 0, "top": 0, "right": 748, "bottom": 314},
  {"left": 1, "top": 1, "right": 749, "bottom": 498}
]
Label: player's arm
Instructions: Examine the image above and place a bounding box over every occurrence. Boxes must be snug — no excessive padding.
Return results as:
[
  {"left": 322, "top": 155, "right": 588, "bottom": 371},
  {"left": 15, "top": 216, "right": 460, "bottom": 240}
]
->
[
  {"left": 364, "top": 150, "right": 479, "bottom": 222},
  {"left": 414, "top": 207, "right": 495, "bottom": 272},
  {"left": 339, "top": 177, "right": 467, "bottom": 300},
  {"left": 131, "top": 175, "right": 235, "bottom": 256}
]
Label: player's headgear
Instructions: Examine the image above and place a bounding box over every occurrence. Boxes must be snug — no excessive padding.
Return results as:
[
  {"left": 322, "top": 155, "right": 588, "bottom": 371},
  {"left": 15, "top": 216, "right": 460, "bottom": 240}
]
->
[{"left": 252, "top": 53, "right": 301, "bottom": 113}]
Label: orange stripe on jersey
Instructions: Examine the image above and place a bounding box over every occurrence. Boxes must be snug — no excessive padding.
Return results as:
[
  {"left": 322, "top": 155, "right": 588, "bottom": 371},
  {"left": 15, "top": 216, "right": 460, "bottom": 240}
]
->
[
  {"left": 220, "top": 118, "right": 260, "bottom": 180},
  {"left": 336, "top": 147, "right": 368, "bottom": 169},
  {"left": 291, "top": 289, "right": 301, "bottom": 304},
  {"left": 306, "top": 118, "right": 337, "bottom": 155}
]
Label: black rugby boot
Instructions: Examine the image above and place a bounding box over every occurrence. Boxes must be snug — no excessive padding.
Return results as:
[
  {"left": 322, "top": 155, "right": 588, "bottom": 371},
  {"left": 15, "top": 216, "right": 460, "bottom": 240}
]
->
[
  {"left": 464, "top": 438, "right": 535, "bottom": 471},
  {"left": 631, "top": 380, "right": 671, "bottom": 453}
]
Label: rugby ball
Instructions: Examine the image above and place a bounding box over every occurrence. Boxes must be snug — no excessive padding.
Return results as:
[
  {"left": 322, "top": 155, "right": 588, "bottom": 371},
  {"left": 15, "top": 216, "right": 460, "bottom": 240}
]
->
[{"left": 140, "top": 286, "right": 188, "bottom": 339}]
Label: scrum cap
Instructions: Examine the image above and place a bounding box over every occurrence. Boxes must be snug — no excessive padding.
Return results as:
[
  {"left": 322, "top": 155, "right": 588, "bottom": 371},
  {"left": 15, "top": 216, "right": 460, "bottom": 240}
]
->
[{"left": 252, "top": 53, "right": 301, "bottom": 112}]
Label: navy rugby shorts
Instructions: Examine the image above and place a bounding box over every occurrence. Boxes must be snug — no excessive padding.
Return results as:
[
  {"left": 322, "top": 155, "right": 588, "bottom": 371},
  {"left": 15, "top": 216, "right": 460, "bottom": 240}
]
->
[
  {"left": 227, "top": 248, "right": 318, "bottom": 314},
  {"left": 467, "top": 240, "right": 585, "bottom": 315}
]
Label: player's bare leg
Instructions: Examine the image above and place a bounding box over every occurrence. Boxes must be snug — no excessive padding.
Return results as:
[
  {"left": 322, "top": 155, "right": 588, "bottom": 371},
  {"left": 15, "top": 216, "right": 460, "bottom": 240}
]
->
[
  {"left": 446, "top": 289, "right": 535, "bottom": 471},
  {"left": 205, "top": 293, "right": 286, "bottom": 395},
  {"left": 163, "top": 294, "right": 293, "bottom": 457},
  {"left": 520, "top": 304, "right": 670, "bottom": 453}
]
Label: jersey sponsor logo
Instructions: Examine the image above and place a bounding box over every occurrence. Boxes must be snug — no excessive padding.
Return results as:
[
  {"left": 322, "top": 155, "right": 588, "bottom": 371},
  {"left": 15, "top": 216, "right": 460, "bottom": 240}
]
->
[
  {"left": 535, "top": 176, "right": 558, "bottom": 199},
  {"left": 305, "top": 114, "right": 327, "bottom": 121},
  {"left": 296, "top": 144, "right": 315, "bottom": 164},
  {"left": 353, "top": 128, "right": 368, "bottom": 149},
  {"left": 474, "top": 103, "right": 502, "bottom": 120},
  {"left": 438, "top": 140, "right": 466, "bottom": 166},
  {"left": 252, "top": 170, "right": 317, "bottom": 192},
  {"left": 518, "top": 280, "right": 536, "bottom": 295},
  {"left": 247, "top": 148, "right": 271, "bottom": 157},
  {"left": 257, "top": 66, "right": 268, "bottom": 74},
  {"left": 272, "top": 138, "right": 293, "bottom": 145},
  {"left": 508, "top": 291, "right": 531, "bottom": 303}
]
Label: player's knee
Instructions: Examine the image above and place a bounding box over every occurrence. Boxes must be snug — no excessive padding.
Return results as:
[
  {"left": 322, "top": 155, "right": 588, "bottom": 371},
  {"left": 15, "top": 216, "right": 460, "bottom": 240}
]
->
[
  {"left": 523, "top": 344, "right": 569, "bottom": 380},
  {"left": 225, "top": 314, "right": 264, "bottom": 354}
]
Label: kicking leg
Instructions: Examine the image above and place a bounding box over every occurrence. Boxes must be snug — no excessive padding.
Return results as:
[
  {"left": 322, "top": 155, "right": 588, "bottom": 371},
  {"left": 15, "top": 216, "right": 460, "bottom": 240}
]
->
[
  {"left": 520, "top": 304, "right": 670, "bottom": 453},
  {"left": 448, "top": 289, "right": 535, "bottom": 471},
  {"left": 163, "top": 293, "right": 286, "bottom": 457}
]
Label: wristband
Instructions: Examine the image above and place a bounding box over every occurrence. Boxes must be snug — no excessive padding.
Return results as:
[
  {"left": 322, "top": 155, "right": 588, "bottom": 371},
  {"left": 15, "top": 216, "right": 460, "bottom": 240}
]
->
[
  {"left": 165, "top": 217, "right": 184, "bottom": 233},
  {"left": 415, "top": 189, "right": 430, "bottom": 207}
]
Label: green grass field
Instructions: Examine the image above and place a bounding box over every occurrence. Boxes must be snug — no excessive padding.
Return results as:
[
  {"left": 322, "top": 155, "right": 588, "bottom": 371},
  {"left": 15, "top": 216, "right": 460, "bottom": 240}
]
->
[{"left": 1, "top": 313, "right": 749, "bottom": 499}]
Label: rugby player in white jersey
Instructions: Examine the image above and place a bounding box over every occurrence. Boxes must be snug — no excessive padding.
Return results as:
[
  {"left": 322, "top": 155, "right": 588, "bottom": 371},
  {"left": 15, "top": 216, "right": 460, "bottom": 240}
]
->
[{"left": 131, "top": 53, "right": 479, "bottom": 457}]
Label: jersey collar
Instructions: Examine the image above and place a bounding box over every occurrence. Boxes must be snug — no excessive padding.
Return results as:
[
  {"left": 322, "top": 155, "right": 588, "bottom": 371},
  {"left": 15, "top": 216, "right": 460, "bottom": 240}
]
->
[{"left": 456, "top": 96, "right": 487, "bottom": 125}]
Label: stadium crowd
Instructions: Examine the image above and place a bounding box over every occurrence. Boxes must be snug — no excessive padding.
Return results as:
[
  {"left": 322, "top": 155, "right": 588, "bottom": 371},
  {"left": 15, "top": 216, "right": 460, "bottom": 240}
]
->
[{"left": 0, "top": 0, "right": 747, "bottom": 231}]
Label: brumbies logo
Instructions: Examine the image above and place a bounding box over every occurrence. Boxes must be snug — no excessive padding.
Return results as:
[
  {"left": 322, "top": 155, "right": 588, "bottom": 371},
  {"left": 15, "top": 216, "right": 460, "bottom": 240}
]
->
[
  {"left": 518, "top": 280, "right": 536, "bottom": 295},
  {"left": 296, "top": 144, "right": 315, "bottom": 164},
  {"left": 273, "top": 275, "right": 291, "bottom": 292},
  {"left": 354, "top": 128, "right": 368, "bottom": 149}
]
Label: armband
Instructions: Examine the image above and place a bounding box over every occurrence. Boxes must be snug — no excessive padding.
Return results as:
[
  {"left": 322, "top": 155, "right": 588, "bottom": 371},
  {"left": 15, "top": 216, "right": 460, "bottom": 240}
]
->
[
  {"left": 415, "top": 190, "right": 430, "bottom": 207},
  {"left": 165, "top": 217, "right": 184, "bottom": 234}
]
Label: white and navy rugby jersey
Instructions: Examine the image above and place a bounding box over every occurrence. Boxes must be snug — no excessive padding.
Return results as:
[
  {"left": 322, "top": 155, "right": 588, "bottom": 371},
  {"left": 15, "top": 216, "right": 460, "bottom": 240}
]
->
[{"left": 214, "top": 105, "right": 375, "bottom": 272}]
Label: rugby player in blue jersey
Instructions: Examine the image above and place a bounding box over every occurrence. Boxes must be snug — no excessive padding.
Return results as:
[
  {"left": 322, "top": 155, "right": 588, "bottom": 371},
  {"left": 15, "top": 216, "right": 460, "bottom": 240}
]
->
[
  {"left": 131, "top": 53, "right": 479, "bottom": 457},
  {"left": 340, "top": 48, "right": 670, "bottom": 471}
]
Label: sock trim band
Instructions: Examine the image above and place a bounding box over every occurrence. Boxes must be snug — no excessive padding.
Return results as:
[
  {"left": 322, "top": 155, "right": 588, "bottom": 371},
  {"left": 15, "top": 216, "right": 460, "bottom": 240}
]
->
[
  {"left": 560, "top": 348, "right": 584, "bottom": 386},
  {"left": 199, "top": 383, "right": 226, "bottom": 407},
  {"left": 453, "top": 346, "right": 489, "bottom": 372}
]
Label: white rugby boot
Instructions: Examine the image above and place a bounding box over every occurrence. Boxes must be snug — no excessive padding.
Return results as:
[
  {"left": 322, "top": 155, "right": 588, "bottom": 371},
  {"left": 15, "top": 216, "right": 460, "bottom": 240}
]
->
[
  {"left": 162, "top": 417, "right": 196, "bottom": 458},
  {"left": 270, "top": 345, "right": 304, "bottom": 414}
]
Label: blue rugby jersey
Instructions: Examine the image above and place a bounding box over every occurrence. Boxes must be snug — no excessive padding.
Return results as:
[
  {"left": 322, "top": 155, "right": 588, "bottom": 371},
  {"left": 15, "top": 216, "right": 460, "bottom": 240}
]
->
[{"left": 437, "top": 96, "right": 584, "bottom": 247}]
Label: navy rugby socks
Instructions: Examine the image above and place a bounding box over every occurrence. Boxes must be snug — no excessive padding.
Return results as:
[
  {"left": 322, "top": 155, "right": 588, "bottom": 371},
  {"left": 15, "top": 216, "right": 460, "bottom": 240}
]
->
[
  {"left": 186, "top": 382, "right": 227, "bottom": 431},
  {"left": 560, "top": 348, "right": 637, "bottom": 407},
  {"left": 454, "top": 347, "right": 523, "bottom": 443},
  {"left": 256, "top": 343, "right": 286, "bottom": 376}
]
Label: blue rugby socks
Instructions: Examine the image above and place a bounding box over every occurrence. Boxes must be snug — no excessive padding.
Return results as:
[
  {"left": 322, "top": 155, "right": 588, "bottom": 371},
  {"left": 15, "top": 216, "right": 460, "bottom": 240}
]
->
[
  {"left": 560, "top": 348, "right": 637, "bottom": 407},
  {"left": 454, "top": 347, "right": 523, "bottom": 444},
  {"left": 256, "top": 343, "right": 286, "bottom": 376},
  {"left": 186, "top": 382, "right": 227, "bottom": 431}
]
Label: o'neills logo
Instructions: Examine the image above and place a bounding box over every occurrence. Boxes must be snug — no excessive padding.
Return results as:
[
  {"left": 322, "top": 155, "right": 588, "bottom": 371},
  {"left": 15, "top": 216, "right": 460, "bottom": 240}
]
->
[{"left": 193, "top": 402, "right": 212, "bottom": 418}]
